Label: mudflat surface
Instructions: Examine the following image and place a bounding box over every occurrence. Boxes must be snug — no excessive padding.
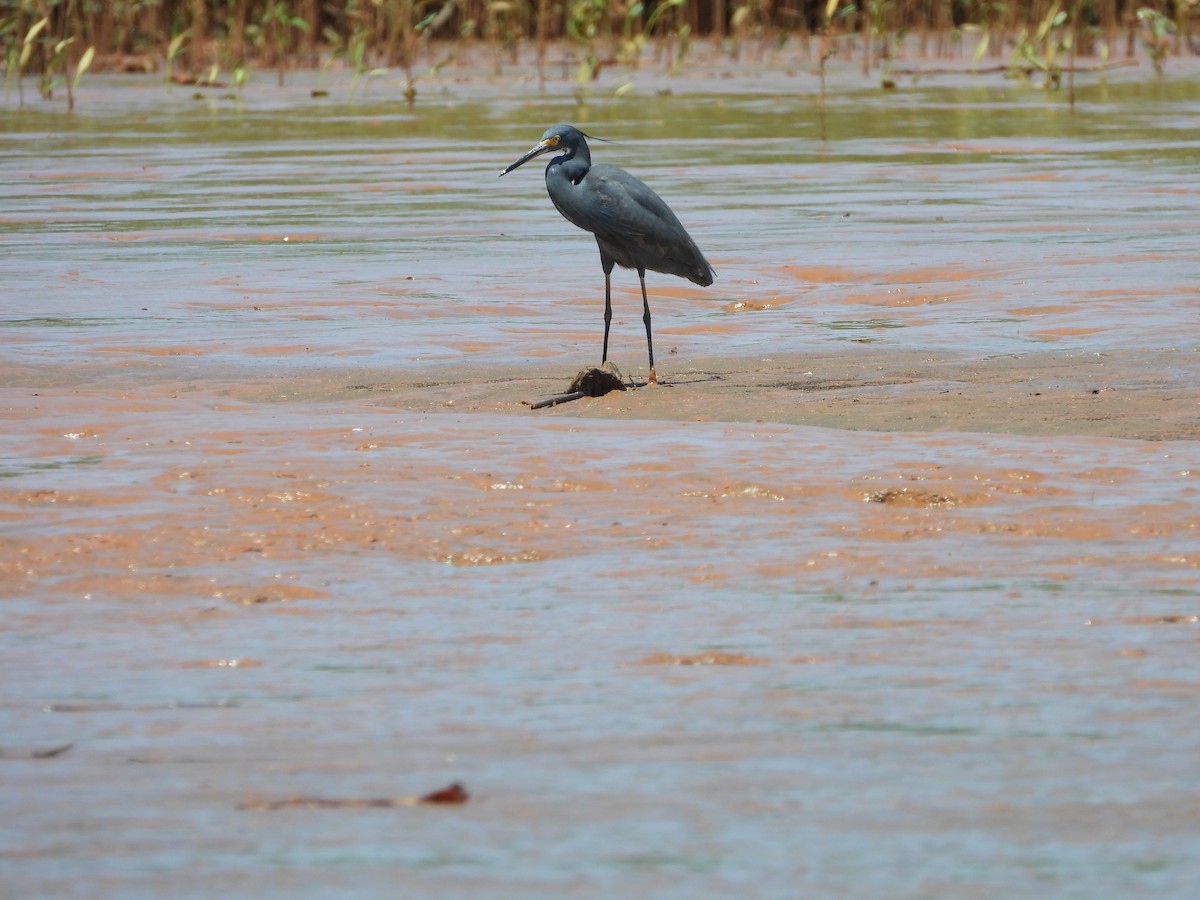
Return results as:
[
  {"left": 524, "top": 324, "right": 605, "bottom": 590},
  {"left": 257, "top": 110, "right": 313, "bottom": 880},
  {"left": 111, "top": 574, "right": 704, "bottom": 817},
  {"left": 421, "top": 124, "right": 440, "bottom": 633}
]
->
[
  {"left": 3, "top": 48, "right": 1200, "bottom": 897},
  {"left": 304, "top": 346, "right": 1200, "bottom": 441}
]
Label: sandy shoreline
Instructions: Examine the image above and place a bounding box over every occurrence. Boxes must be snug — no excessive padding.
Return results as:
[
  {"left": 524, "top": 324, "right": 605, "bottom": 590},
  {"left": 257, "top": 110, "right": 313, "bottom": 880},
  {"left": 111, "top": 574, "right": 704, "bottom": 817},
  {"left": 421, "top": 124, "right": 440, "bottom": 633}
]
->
[
  {"left": 11, "top": 343, "right": 1195, "bottom": 442},
  {"left": 387, "top": 346, "right": 1200, "bottom": 441}
]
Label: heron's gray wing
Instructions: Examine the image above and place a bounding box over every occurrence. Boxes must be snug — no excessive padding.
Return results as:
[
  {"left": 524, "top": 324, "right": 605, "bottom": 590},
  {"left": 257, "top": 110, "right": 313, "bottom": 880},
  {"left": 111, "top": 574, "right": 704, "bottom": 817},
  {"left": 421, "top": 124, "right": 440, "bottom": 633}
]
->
[
  {"left": 578, "top": 166, "right": 714, "bottom": 284},
  {"left": 584, "top": 166, "right": 684, "bottom": 237}
]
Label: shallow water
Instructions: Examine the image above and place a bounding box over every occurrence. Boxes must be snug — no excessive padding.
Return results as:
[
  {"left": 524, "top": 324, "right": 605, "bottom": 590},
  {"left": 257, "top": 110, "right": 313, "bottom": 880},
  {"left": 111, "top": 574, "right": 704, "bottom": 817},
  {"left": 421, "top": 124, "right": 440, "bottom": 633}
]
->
[
  {"left": 4, "top": 67, "right": 1198, "bottom": 374},
  {"left": 3, "top": 61, "right": 1200, "bottom": 896}
]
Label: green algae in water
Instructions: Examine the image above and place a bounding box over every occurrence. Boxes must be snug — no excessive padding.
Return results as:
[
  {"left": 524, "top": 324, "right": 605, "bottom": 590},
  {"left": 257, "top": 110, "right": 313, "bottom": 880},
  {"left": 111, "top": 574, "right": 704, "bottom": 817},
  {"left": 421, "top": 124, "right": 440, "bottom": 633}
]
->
[
  {"left": 0, "top": 456, "right": 105, "bottom": 478},
  {"left": 1, "top": 317, "right": 117, "bottom": 328}
]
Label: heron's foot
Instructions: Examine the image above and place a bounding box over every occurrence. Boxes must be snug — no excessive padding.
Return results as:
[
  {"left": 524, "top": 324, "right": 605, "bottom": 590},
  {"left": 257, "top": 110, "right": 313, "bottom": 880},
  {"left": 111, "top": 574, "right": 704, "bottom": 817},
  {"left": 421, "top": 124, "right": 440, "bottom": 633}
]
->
[{"left": 646, "top": 367, "right": 658, "bottom": 387}]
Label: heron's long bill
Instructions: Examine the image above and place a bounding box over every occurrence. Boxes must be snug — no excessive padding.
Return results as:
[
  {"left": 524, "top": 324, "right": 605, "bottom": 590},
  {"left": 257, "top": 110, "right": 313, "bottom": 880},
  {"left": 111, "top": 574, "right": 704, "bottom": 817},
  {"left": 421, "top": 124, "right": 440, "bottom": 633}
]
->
[{"left": 500, "top": 140, "right": 553, "bottom": 176}]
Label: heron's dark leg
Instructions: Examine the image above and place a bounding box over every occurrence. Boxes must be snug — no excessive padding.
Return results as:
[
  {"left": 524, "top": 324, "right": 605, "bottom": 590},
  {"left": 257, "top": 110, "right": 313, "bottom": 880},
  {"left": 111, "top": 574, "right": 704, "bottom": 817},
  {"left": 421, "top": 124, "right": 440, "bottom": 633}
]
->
[
  {"left": 601, "top": 254, "right": 615, "bottom": 365},
  {"left": 639, "top": 268, "right": 657, "bottom": 385}
]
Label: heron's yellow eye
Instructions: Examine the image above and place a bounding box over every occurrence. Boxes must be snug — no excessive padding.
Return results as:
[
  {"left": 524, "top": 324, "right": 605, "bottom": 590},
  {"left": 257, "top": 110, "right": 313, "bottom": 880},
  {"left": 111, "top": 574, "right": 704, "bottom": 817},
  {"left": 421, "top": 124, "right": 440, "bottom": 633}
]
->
[{"left": 546, "top": 135, "right": 560, "bottom": 147}]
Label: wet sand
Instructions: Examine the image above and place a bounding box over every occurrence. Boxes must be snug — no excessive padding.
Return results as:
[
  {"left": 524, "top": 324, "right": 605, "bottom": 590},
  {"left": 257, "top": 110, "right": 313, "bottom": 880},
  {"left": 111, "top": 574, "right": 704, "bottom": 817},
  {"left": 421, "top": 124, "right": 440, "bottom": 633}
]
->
[
  {"left": 4, "top": 346, "right": 1200, "bottom": 896},
  {"left": 4, "top": 54, "right": 1200, "bottom": 896},
  {"left": 290, "top": 345, "right": 1200, "bottom": 441}
]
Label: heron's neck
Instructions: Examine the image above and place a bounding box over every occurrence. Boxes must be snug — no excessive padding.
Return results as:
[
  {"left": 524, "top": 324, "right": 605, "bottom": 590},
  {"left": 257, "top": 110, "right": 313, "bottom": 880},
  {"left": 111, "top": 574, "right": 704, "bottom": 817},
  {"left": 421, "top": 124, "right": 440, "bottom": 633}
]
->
[{"left": 547, "top": 141, "right": 591, "bottom": 186}]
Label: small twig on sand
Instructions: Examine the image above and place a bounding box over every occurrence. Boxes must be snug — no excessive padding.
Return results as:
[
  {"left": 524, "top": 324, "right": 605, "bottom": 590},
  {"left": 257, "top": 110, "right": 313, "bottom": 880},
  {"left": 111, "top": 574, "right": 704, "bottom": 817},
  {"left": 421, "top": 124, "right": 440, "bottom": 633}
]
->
[
  {"left": 527, "top": 361, "right": 629, "bottom": 410},
  {"left": 529, "top": 390, "right": 587, "bottom": 409}
]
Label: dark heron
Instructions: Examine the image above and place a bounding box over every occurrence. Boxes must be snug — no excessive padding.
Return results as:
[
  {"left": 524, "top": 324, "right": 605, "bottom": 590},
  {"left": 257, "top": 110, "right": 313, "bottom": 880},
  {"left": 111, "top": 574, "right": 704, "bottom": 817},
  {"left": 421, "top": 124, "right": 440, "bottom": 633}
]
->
[{"left": 500, "top": 124, "right": 715, "bottom": 386}]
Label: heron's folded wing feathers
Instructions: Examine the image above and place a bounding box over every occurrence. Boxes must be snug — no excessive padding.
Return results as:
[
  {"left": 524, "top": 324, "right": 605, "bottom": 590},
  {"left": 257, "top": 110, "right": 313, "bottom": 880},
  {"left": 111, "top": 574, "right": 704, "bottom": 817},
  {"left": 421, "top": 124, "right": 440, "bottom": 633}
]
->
[{"left": 580, "top": 167, "right": 714, "bottom": 284}]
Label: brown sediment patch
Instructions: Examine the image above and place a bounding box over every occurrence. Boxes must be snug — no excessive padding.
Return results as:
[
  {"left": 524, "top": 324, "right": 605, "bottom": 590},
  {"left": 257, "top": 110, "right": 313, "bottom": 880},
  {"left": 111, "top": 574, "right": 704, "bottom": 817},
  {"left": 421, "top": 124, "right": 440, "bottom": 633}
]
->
[
  {"left": 214, "top": 584, "right": 329, "bottom": 605},
  {"left": 641, "top": 651, "right": 767, "bottom": 666},
  {"left": 779, "top": 265, "right": 861, "bottom": 283},
  {"left": 97, "top": 345, "right": 205, "bottom": 356},
  {"left": 1, "top": 486, "right": 67, "bottom": 514},
  {"left": 611, "top": 284, "right": 711, "bottom": 301},
  {"left": 547, "top": 478, "right": 613, "bottom": 492},
  {"left": 1074, "top": 467, "right": 1139, "bottom": 482},
  {"left": 859, "top": 465, "right": 1056, "bottom": 494},
  {"left": 395, "top": 303, "right": 532, "bottom": 321},
  {"left": 1008, "top": 305, "right": 1084, "bottom": 316},
  {"left": 844, "top": 518, "right": 981, "bottom": 544},
  {"left": 880, "top": 267, "right": 1003, "bottom": 285},
  {"left": 443, "top": 341, "right": 504, "bottom": 353},
  {"left": 1132, "top": 680, "right": 1200, "bottom": 691},
  {"left": 993, "top": 172, "right": 1063, "bottom": 182},
  {"left": 1, "top": 486, "right": 152, "bottom": 509},
  {"left": 975, "top": 516, "right": 1118, "bottom": 540},
  {"left": 723, "top": 300, "right": 787, "bottom": 312},
  {"left": 1031, "top": 327, "right": 1106, "bottom": 339},
  {"left": 683, "top": 482, "right": 788, "bottom": 501},
  {"left": 1153, "top": 554, "right": 1197, "bottom": 568},
  {"left": 864, "top": 488, "right": 966, "bottom": 508},
  {"left": 866, "top": 292, "right": 963, "bottom": 308},
  {"left": 31, "top": 426, "right": 105, "bottom": 444},
  {"left": 439, "top": 549, "right": 544, "bottom": 566},
  {"left": 244, "top": 345, "right": 312, "bottom": 357},
  {"left": 662, "top": 322, "right": 752, "bottom": 337},
  {"left": 41, "top": 571, "right": 221, "bottom": 608},
  {"left": 498, "top": 334, "right": 576, "bottom": 354}
]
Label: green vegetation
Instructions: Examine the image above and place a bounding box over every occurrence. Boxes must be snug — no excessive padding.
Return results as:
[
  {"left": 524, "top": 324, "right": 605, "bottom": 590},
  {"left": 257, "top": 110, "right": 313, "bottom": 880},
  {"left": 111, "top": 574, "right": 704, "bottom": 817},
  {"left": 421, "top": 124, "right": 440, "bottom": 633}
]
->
[
  {"left": 2, "top": 7, "right": 95, "bottom": 108},
  {"left": 1, "top": 0, "right": 1196, "bottom": 107}
]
